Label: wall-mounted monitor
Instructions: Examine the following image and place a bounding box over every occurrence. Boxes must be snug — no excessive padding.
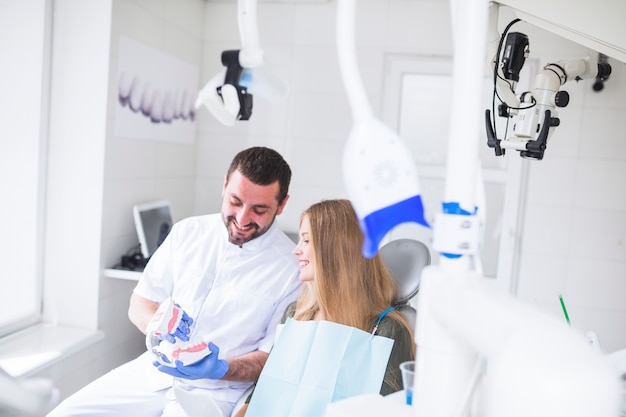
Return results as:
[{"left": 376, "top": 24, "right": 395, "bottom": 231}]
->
[{"left": 133, "top": 200, "right": 173, "bottom": 259}]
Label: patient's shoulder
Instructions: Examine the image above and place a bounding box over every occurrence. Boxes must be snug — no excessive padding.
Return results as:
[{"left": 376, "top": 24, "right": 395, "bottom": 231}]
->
[
  {"left": 376, "top": 314, "right": 411, "bottom": 341},
  {"left": 281, "top": 301, "right": 297, "bottom": 323}
]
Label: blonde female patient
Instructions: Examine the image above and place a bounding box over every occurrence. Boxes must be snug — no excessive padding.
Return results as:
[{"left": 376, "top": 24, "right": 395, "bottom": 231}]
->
[{"left": 234, "top": 199, "right": 415, "bottom": 416}]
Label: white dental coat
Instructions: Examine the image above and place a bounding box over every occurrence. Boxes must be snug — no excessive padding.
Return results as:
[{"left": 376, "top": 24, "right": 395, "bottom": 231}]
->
[
  {"left": 47, "top": 214, "right": 300, "bottom": 417},
  {"left": 136, "top": 214, "right": 301, "bottom": 402}
]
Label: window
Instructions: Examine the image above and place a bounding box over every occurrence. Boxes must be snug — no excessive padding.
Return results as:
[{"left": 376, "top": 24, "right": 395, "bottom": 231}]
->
[{"left": 0, "top": 1, "right": 51, "bottom": 336}]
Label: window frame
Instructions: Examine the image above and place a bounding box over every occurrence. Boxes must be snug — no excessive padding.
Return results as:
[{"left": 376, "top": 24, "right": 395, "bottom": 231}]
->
[{"left": 0, "top": 0, "right": 52, "bottom": 337}]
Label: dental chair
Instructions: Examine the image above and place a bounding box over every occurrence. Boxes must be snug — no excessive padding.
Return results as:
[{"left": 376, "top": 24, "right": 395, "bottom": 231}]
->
[
  {"left": 229, "top": 238, "right": 430, "bottom": 417},
  {"left": 380, "top": 238, "right": 431, "bottom": 329}
]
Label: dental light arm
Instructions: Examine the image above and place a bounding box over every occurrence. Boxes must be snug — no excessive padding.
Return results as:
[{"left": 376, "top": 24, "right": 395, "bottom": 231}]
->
[
  {"left": 337, "top": 0, "right": 429, "bottom": 258},
  {"left": 485, "top": 18, "right": 612, "bottom": 160},
  {"left": 196, "top": 0, "right": 288, "bottom": 126},
  {"left": 195, "top": 0, "right": 261, "bottom": 126},
  {"left": 237, "top": 0, "right": 263, "bottom": 68}
]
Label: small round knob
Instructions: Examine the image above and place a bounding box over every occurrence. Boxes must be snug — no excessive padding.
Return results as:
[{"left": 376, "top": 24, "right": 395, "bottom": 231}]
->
[{"left": 555, "top": 91, "right": 570, "bottom": 107}]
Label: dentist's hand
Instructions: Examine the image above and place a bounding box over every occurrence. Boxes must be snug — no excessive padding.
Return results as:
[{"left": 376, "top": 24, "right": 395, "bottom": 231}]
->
[{"left": 154, "top": 342, "right": 229, "bottom": 380}]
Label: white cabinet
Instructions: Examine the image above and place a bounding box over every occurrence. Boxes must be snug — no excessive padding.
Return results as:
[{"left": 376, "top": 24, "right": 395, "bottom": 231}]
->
[{"left": 495, "top": 0, "right": 626, "bottom": 63}]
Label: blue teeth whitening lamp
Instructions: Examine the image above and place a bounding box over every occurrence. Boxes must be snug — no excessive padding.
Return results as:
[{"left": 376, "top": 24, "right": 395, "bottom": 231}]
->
[{"left": 336, "top": 0, "right": 429, "bottom": 258}]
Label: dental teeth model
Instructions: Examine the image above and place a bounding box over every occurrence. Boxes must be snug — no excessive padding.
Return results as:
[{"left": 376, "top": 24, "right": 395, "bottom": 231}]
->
[
  {"left": 145, "top": 299, "right": 210, "bottom": 366},
  {"left": 151, "top": 339, "right": 211, "bottom": 367},
  {"left": 145, "top": 298, "right": 185, "bottom": 341}
]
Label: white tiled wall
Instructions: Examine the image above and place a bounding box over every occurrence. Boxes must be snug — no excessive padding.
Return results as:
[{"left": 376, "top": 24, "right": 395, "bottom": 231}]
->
[
  {"left": 517, "top": 61, "right": 626, "bottom": 353},
  {"left": 101, "top": 0, "right": 208, "bottom": 356}
]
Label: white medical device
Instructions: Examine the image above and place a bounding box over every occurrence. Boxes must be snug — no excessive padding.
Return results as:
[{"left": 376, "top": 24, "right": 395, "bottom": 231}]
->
[
  {"left": 418, "top": 2, "right": 622, "bottom": 416},
  {"left": 334, "top": 1, "right": 623, "bottom": 416},
  {"left": 484, "top": 19, "right": 612, "bottom": 160},
  {"left": 336, "top": 0, "right": 429, "bottom": 259},
  {"left": 195, "top": 0, "right": 288, "bottom": 126}
]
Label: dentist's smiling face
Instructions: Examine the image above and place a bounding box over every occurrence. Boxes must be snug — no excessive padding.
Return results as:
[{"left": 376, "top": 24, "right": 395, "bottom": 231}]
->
[
  {"left": 221, "top": 169, "right": 286, "bottom": 247},
  {"left": 293, "top": 214, "right": 315, "bottom": 282}
]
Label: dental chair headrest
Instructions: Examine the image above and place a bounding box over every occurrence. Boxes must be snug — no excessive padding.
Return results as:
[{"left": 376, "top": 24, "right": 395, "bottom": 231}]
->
[{"left": 380, "top": 238, "right": 431, "bottom": 304}]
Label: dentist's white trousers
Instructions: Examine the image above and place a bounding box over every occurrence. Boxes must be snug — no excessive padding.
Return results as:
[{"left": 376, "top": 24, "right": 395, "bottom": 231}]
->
[{"left": 46, "top": 352, "right": 234, "bottom": 417}]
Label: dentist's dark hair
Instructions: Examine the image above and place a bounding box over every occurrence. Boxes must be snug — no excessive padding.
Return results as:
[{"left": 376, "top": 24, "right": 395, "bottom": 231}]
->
[{"left": 226, "top": 146, "right": 292, "bottom": 204}]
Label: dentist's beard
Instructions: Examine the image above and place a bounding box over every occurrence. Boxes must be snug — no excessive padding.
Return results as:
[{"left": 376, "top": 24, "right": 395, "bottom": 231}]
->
[{"left": 224, "top": 216, "right": 272, "bottom": 246}]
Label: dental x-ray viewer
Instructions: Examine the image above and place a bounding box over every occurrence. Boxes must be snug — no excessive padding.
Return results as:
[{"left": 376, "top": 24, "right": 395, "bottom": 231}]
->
[{"left": 46, "top": 147, "right": 301, "bottom": 417}]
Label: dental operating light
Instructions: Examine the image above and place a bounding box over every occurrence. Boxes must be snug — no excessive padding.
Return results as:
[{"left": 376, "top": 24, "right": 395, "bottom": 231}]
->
[{"left": 195, "top": 0, "right": 288, "bottom": 126}]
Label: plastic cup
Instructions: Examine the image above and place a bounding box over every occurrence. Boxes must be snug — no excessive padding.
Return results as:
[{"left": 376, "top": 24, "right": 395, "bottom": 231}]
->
[{"left": 399, "top": 360, "right": 415, "bottom": 405}]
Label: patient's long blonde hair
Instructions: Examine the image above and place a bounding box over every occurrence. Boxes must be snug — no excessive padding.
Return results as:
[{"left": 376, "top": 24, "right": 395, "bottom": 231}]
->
[{"left": 294, "top": 199, "right": 411, "bottom": 334}]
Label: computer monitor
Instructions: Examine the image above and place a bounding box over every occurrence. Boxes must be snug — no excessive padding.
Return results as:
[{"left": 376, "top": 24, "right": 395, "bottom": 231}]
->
[{"left": 133, "top": 200, "right": 173, "bottom": 259}]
